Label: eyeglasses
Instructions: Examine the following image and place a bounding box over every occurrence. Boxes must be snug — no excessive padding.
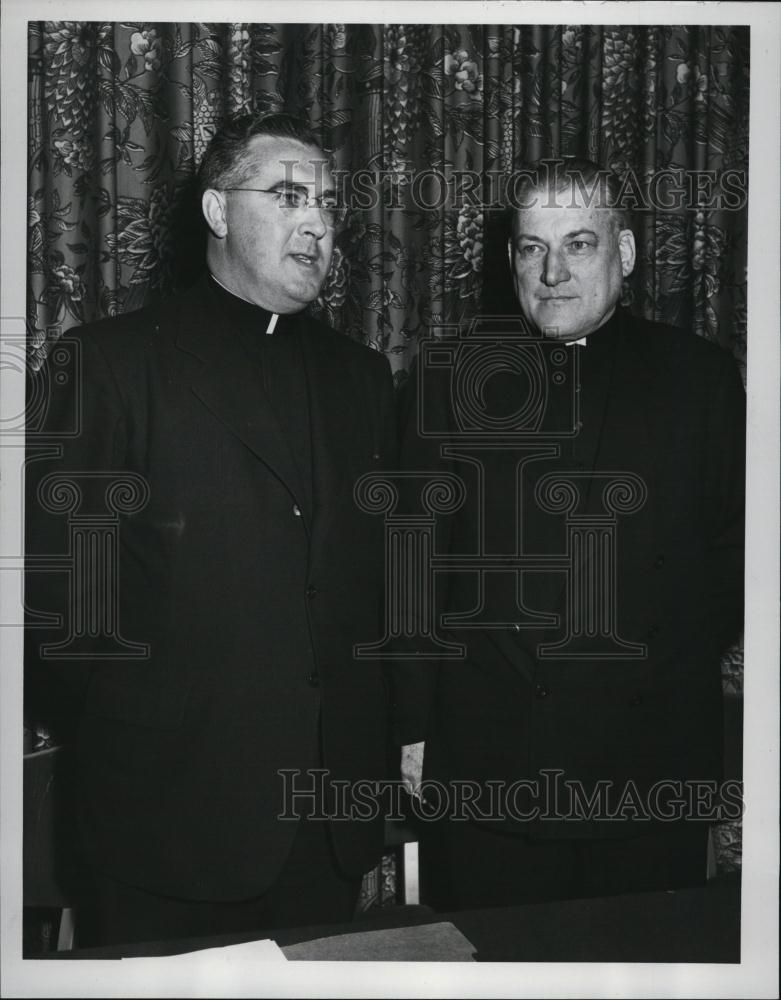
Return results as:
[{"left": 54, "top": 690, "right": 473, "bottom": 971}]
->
[{"left": 222, "top": 187, "right": 346, "bottom": 227}]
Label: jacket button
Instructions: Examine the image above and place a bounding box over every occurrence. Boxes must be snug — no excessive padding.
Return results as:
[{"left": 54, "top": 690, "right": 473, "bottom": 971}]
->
[
  {"left": 534, "top": 684, "right": 549, "bottom": 699},
  {"left": 293, "top": 504, "right": 302, "bottom": 517},
  {"left": 629, "top": 693, "right": 643, "bottom": 707},
  {"left": 645, "top": 624, "right": 659, "bottom": 640},
  {"left": 511, "top": 623, "right": 522, "bottom": 634},
  {"left": 306, "top": 585, "right": 317, "bottom": 599},
  {"left": 306, "top": 672, "right": 320, "bottom": 688},
  {"left": 653, "top": 555, "right": 665, "bottom": 569}
]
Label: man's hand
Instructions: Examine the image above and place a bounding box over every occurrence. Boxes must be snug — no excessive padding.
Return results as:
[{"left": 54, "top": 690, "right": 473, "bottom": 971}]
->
[{"left": 400, "top": 741, "right": 425, "bottom": 799}]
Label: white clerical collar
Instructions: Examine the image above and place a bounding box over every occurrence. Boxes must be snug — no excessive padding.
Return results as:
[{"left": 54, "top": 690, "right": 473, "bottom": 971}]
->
[
  {"left": 209, "top": 273, "right": 280, "bottom": 334},
  {"left": 565, "top": 336, "right": 588, "bottom": 347}
]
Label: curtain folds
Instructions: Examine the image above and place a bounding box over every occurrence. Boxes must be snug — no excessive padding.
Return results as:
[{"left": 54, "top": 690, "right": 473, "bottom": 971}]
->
[{"left": 28, "top": 22, "right": 749, "bottom": 373}]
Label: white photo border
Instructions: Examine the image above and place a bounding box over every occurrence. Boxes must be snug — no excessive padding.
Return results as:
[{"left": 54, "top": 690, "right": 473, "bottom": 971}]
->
[{"left": 2, "top": 2, "right": 778, "bottom": 997}]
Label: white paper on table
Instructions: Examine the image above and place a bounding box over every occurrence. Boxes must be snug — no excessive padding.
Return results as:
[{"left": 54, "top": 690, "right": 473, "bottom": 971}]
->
[{"left": 124, "top": 938, "right": 288, "bottom": 964}]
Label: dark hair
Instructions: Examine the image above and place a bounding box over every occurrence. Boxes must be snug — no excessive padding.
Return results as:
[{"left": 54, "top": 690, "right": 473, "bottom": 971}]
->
[
  {"left": 197, "top": 113, "right": 325, "bottom": 197},
  {"left": 509, "top": 157, "right": 631, "bottom": 232}
]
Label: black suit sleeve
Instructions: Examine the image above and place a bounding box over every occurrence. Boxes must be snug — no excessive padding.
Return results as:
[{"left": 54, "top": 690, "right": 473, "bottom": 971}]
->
[
  {"left": 25, "top": 330, "right": 128, "bottom": 739},
  {"left": 387, "top": 355, "right": 459, "bottom": 746},
  {"left": 704, "top": 349, "right": 746, "bottom": 654}
]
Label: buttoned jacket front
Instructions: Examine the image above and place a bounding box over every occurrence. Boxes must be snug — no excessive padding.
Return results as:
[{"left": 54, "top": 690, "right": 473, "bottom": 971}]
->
[{"left": 26, "top": 274, "right": 396, "bottom": 899}]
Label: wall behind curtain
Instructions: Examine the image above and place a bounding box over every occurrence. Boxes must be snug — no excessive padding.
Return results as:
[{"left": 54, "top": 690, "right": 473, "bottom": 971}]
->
[{"left": 27, "top": 21, "right": 749, "bottom": 871}]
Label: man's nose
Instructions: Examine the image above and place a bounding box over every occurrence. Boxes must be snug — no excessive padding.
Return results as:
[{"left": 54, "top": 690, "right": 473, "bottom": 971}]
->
[
  {"left": 542, "top": 249, "right": 570, "bottom": 286},
  {"left": 297, "top": 205, "right": 328, "bottom": 239}
]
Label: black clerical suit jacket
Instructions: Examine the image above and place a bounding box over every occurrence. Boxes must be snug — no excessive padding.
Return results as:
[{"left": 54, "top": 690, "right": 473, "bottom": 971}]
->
[
  {"left": 393, "top": 308, "right": 745, "bottom": 838},
  {"left": 25, "top": 274, "right": 396, "bottom": 900}
]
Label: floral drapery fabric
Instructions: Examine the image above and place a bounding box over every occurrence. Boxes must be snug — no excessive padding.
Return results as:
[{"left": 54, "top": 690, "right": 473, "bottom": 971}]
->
[
  {"left": 28, "top": 22, "right": 748, "bottom": 375},
  {"left": 27, "top": 21, "right": 748, "bottom": 873}
]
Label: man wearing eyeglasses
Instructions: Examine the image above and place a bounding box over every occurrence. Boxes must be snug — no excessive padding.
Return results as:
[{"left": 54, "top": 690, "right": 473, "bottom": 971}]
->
[{"left": 25, "top": 114, "right": 396, "bottom": 946}]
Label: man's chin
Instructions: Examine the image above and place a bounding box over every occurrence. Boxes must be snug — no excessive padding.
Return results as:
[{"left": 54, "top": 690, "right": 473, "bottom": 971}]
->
[
  {"left": 281, "top": 280, "right": 326, "bottom": 311},
  {"left": 535, "top": 319, "right": 582, "bottom": 341},
  {"left": 529, "top": 304, "right": 579, "bottom": 339}
]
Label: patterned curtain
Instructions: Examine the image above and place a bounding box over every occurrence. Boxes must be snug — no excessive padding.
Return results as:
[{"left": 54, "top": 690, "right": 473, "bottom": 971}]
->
[
  {"left": 28, "top": 23, "right": 748, "bottom": 372},
  {"left": 27, "top": 21, "right": 748, "bottom": 876}
]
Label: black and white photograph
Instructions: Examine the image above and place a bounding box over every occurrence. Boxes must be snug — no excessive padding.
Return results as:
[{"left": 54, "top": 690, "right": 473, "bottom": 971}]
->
[{"left": 1, "top": 2, "right": 778, "bottom": 996}]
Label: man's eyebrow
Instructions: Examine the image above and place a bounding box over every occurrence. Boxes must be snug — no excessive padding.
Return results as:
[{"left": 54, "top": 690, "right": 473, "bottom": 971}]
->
[
  {"left": 515, "top": 228, "right": 600, "bottom": 243},
  {"left": 563, "top": 229, "right": 599, "bottom": 241},
  {"left": 268, "top": 180, "right": 307, "bottom": 191},
  {"left": 269, "top": 179, "right": 337, "bottom": 196}
]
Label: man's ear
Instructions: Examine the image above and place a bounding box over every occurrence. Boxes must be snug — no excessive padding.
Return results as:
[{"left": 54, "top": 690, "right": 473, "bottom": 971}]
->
[
  {"left": 202, "top": 189, "right": 228, "bottom": 239},
  {"left": 618, "top": 229, "right": 636, "bottom": 277}
]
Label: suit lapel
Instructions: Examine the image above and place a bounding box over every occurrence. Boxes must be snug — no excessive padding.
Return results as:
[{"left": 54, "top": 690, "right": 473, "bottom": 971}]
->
[
  {"left": 299, "top": 322, "right": 370, "bottom": 570},
  {"left": 575, "top": 330, "right": 617, "bottom": 511},
  {"left": 593, "top": 313, "right": 662, "bottom": 512},
  {"left": 174, "top": 283, "right": 307, "bottom": 511},
  {"left": 593, "top": 312, "right": 663, "bottom": 544},
  {"left": 554, "top": 316, "right": 664, "bottom": 653},
  {"left": 549, "top": 311, "right": 659, "bottom": 618}
]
